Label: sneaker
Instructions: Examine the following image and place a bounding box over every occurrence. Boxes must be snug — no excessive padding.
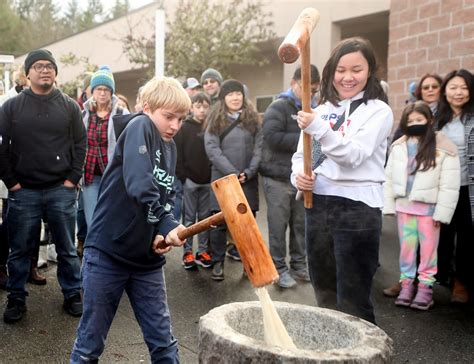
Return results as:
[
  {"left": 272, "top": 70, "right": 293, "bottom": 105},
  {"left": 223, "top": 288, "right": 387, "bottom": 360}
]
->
[
  {"left": 290, "top": 268, "right": 311, "bottom": 282},
  {"left": 63, "top": 294, "right": 83, "bottom": 317},
  {"left": 3, "top": 298, "right": 27, "bottom": 323},
  {"left": 383, "top": 282, "right": 401, "bottom": 297},
  {"left": 410, "top": 283, "right": 434, "bottom": 310},
  {"left": 395, "top": 279, "right": 416, "bottom": 307},
  {"left": 451, "top": 279, "right": 469, "bottom": 304},
  {"left": 182, "top": 252, "right": 197, "bottom": 270},
  {"left": 211, "top": 262, "right": 224, "bottom": 281},
  {"left": 226, "top": 246, "right": 241, "bottom": 261},
  {"left": 195, "top": 252, "right": 213, "bottom": 268},
  {"left": 278, "top": 271, "right": 297, "bottom": 288}
]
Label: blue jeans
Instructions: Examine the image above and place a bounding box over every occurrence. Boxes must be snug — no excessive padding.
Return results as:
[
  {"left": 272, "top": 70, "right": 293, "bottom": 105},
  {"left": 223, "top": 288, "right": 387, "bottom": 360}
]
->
[
  {"left": 71, "top": 248, "right": 179, "bottom": 364},
  {"left": 263, "top": 177, "right": 306, "bottom": 274},
  {"left": 6, "top": 185, "right": 81, "bottom": 301},
  {"left": 172, "top": 179, "right": 183, "bottom": 222},
  {"left": 305, "top": 194, "right": 381, "bottom": 324},
  {"left": 82, "top": 176, "right": 101, "bottom": 227}
]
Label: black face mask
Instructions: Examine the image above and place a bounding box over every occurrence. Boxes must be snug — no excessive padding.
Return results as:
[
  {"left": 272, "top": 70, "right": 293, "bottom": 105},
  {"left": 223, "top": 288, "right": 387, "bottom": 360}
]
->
[{"left": 405, "top": 124, "right": 428, "bottom": 136}]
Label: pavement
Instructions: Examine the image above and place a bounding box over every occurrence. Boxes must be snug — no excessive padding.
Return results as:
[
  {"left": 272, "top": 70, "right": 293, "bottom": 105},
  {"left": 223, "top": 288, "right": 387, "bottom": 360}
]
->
[{"left": 1, "top": 195, "right": 473, "bottom": 363}]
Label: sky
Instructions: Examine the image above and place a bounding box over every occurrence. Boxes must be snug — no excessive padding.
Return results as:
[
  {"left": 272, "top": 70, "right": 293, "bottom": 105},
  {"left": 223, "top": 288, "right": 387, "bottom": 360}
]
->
[{"left": 74, "top": 0, "right": 155, "bottom": 13}]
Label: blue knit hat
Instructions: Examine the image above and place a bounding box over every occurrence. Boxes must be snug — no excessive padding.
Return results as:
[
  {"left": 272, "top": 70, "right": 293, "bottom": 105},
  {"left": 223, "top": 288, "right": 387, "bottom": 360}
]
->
[{"left": 90, "top": 66, "right": 115, "bottom": 93}]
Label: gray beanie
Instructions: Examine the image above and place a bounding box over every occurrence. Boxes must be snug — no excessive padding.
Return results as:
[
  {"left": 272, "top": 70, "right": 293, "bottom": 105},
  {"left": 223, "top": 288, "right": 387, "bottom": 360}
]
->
[{"left": 200, "top": 68, "right": 223, "bottom": 84}]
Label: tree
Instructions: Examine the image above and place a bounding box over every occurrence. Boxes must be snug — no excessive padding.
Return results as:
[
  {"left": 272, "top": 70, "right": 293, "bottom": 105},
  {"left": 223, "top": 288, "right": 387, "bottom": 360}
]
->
[
  {"left": 122, "top": 0, "right": 276, "bottom": 78},
  {"left": 0, "top": 0, "right": 22, "bottom": 53},
  {"left": 62, "top": 0, "right": 81, "bottom": 34},
  {"left": 78, "top": 0, "right": 104, "bottom": 32},
  {"left": 59, "top": 53, "right": 98, "bottom": 97},
  {"left": 109, "top": 0, "right": 130, "bottom": 20}
]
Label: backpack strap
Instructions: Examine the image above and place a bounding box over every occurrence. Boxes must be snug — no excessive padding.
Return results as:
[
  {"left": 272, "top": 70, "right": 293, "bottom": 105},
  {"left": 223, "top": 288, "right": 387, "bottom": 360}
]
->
[{"left": 219, "top": 115, "right": 242, "bottom": 143}]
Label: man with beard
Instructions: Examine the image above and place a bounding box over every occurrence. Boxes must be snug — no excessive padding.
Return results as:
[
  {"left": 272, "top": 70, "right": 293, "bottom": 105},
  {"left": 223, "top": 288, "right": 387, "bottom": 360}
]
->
[{"left": 0, "top": 49, "right": 86, "bottom": 323}]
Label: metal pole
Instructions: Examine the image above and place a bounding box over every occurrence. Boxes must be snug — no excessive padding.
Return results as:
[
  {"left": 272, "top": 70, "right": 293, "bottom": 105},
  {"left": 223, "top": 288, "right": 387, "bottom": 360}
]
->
[{"left": 155, "top": 9, "right": 165, "bottom": 77}]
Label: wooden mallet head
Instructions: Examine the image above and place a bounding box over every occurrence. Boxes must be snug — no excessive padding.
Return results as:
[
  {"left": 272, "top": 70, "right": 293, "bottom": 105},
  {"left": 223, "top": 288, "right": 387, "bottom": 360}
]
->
[
  {"left": 278, "top": 8, "right": 320, "bottom": 209},
  {"left": 212, "top": 175, "right": 278, "bottom": 288}
]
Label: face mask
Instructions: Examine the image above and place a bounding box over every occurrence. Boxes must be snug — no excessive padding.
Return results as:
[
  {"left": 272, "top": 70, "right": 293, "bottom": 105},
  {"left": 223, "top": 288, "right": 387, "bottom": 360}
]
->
[{"left": 405, "top": 124, "right": 428, "bottom": 136}]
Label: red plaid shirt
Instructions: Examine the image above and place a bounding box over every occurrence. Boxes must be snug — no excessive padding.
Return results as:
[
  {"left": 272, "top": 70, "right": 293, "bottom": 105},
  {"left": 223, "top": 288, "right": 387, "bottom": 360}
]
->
[{"left": 84, "top": 112, "right": 109, "bottom": 185}]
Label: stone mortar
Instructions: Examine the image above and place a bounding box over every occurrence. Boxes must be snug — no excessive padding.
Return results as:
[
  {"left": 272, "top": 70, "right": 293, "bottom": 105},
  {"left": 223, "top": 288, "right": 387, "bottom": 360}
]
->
[{"left": 199, "top": 301, "right": 393, "bottom": 363}]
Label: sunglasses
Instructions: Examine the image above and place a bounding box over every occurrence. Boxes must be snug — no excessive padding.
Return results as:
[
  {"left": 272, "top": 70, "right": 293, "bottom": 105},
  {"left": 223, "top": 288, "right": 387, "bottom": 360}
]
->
[
  {"left": 421, "top": 84, "right": 440, "bottom": 91},
  {"left": 203, "top": 79, "right": 217, "bottom": 86}
]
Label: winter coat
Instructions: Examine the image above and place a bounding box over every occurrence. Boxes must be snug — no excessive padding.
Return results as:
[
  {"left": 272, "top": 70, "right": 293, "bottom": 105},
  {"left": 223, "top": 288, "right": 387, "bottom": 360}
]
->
[
  {"left": 204, "top": 120, "right": 262, "bottom": 211},
  {"left": 82, "top": 94, "right": 130, "bottom": 163},
  {"left": 260, "top": 92, "right": 301, "bottom": 181},
  {"left": 383, "top": 132, "right": 460, "bottom": 224}
]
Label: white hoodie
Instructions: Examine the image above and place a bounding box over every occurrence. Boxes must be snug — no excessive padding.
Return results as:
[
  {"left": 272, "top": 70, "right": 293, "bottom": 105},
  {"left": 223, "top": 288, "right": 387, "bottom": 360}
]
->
[{"left": 291, "top": 91, "right": 393, "bottom": 208}]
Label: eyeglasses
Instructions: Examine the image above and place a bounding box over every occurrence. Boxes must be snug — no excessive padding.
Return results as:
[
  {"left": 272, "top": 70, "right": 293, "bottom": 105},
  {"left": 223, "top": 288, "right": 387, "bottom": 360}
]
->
[
  {"left": 32, "top": 63, "right": 55, "bottom": 72},
  {"left": 421, "top": 84, "right": 440, "bottom": 91},
  {"left": 203, "top": 79, "right": 217, "bottom": 86}
]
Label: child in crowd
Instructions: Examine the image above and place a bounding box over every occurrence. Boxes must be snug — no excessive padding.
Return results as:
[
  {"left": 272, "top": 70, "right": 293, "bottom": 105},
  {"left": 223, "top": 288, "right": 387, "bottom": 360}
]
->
[
  {"left": 384, "top": 101, "right": 460, "bottom": 310},
  {"left": 175, "top": 92, "right": 213, "bottom": 270},
  {"left": 292, "top": 37, "right": 393, "bottom": 324},
  {"left": 70, "top": 77, "right": 189, "bottom": 363}
]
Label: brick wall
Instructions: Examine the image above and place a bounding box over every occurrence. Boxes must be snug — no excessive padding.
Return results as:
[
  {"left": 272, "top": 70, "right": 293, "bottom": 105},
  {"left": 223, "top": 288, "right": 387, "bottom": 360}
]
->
[{"left": 387, "top": 0, "right": 474, "bottom": 124}]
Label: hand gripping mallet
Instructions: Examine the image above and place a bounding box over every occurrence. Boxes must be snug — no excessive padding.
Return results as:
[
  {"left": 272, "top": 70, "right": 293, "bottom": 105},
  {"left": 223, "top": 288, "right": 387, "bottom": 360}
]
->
[
  {"left": 278, "top": 8, "right": 320, "bottom": 208},
  {"left": 156, "top": 174, "right": 278, "bottom": 287}
]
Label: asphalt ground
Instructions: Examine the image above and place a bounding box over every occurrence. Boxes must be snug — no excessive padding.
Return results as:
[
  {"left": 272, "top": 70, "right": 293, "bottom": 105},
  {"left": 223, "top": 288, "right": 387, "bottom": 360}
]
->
[{"left": 1, "top": 195, "right": 473, "bottom": 363}]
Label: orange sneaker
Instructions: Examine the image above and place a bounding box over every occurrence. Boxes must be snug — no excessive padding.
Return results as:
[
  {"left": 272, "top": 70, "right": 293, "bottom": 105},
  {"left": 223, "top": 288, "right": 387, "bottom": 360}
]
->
[
  {"left": 195, "top": 252, "right": 213, "bottom": 268},
  {"left": 182, "top": 252, "right": 197, "bottom": 270}
]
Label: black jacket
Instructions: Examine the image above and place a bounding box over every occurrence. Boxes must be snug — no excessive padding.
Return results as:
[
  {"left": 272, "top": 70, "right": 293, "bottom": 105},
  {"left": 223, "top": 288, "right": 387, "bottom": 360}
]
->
[
  {"left": 259, "top": 97, "right": 301, "bottom": 181},
  {"left": 0, "top": 88, "right": 86, "bottom": 189},
  {"left": 174, "top": 117, "right": 211, "bottom": 184},
  {"left": 85, "top": 114, "right": 179, "bottom": 270}
]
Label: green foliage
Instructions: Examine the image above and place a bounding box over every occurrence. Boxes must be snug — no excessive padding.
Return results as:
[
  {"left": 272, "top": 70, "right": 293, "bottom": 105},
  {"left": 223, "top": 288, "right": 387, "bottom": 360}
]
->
[
  {"left": 122, "top": 0, "right": 275, "bottom": 79},
  {"left": 59, "top": 53, "right": 98, "bottom": 97},
  {"left": 0, "top": 0, "right": 132, "bottom": 55}
]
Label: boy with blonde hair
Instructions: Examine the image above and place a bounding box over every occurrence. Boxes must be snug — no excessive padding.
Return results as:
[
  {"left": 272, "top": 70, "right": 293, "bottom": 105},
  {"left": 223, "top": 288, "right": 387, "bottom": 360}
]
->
[{"left": 71, "top": 77, "right": 190, "bottom": 363}]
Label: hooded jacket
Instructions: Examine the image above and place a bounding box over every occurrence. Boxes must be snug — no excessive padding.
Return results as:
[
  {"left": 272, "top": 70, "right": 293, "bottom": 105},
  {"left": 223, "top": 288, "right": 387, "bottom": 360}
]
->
[
  {"left": 0, "top": 88, "right": 86, "bottom": 189},
  {"left": 84, "top": 113, "right": 179, "bottom": 269},
  {"left": 384, "top": 132, "right": 460, "bottom": 224}
]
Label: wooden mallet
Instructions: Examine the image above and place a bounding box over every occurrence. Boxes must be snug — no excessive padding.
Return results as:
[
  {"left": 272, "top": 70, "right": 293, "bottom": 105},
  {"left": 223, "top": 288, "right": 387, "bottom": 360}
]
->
[
  {"left": 278, "top": 8, "right": 320, "bottom": 208},
  {"left": 158, "top": 174, "right": 278, "bottom": 288}
]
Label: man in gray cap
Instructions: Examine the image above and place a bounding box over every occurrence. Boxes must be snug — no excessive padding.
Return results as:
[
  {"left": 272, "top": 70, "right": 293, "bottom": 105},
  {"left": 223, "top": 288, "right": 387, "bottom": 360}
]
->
[
  {"left": 0, "top": 49, "right": 86, "bottom": 323},
  {"left": 200, "top": 68, "right": 223, "bottom": 104}
]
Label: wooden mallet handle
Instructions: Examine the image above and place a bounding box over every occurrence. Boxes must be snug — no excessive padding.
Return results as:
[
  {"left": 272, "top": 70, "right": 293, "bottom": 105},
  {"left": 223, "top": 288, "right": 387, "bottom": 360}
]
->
[
  {"left": 155, "top": 212, "right": 225, "bottom": 250},
  {"left": 278, "top": 8, "right": 320, "bottom": 209}
]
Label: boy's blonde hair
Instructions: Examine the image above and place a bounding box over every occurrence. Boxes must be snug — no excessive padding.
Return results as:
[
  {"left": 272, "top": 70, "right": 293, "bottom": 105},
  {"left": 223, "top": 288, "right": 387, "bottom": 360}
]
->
[{"left": 141, "top": 77, "right": 191, "bottom": 114}]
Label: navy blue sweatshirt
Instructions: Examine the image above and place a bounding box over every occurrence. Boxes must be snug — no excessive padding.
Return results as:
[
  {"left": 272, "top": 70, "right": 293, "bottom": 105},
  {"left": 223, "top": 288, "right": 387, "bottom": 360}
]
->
[{"left": 85, "top": 113, "right": 179, "bottom": 270}]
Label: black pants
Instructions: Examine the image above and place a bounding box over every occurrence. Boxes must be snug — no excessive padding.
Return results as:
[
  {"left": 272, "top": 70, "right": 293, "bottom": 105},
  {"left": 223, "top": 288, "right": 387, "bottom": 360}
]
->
[
  {"left": 305, "top": 194, "right": 381, "bottom": 324},
  {"left": 437, "top": 186, "right": 474, "bottom": 289}
]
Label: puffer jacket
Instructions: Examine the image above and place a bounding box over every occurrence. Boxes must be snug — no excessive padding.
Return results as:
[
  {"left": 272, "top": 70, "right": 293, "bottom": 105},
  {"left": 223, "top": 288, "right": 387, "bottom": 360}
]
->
[{"left": 383, "top": 132, "right": 460, "bottom": 224}]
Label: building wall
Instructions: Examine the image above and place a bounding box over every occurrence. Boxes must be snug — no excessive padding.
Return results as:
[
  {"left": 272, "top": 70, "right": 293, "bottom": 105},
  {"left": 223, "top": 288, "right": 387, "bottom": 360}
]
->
[
  {"left": 387, "top": 0, "right": 474, "bottom": 124},
  {"left": 12, "top": 0, "right": 390, "bottom": 109}
]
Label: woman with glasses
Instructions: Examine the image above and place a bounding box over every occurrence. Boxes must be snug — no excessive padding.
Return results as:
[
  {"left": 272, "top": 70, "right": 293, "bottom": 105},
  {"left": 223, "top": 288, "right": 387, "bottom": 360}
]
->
[
  {"left": 82, "top": 66, "right": 129, "bottom": 226},
  {"left": 435, "top": 69, "right": 474, "bottom": 303},
  {"left": 414, "top": 73, "right": 443, "bottom": 113}
]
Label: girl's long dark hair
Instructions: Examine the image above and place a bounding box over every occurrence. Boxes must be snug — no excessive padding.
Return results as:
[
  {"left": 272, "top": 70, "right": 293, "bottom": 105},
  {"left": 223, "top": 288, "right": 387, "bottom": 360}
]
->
[
  {"left": 205, "top": 98, "right": 260, "bottom": 136},
  {"left": 436, "top": 69, "right": 474, "bottom": 130},
  {"left": 400, "top": 101, "right": 437, "bottom": 173},
  {"left": 319, "top": 37, "right": 387, "bottom": 106}
]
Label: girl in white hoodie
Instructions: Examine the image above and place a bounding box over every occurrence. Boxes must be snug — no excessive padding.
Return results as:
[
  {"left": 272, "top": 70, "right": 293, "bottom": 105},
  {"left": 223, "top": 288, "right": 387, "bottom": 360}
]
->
[
  {"left": 292, "top": 37, "right": 393, "bottom": 324},
  {"left": 384, "top": 101, "right": 460, "bottom": 310}
]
